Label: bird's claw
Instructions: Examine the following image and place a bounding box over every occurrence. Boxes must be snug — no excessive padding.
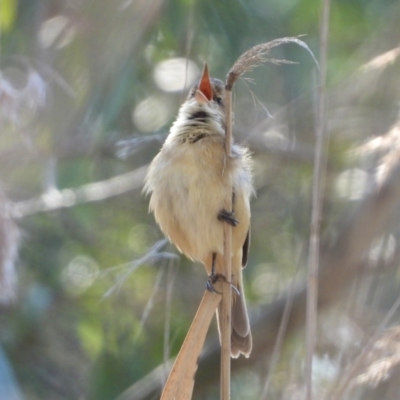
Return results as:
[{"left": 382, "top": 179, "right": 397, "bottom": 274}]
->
[
  {"left": 206, "top": 273, "right": 240, "bottom": 295},
  {"left": 218, "top": 209, "right": 239, "bottom": 227}
]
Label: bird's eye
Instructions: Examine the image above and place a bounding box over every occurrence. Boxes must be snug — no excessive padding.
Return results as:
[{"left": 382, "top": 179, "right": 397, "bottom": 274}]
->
[{"left": 216, "top": 97, "right": 223, "bottom": 106}]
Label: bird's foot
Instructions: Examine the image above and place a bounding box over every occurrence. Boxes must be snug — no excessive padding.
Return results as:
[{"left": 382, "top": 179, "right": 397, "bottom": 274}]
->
[
  {"left": 217, "top": 209, "right": 239, "bottom": 227},
  {"left": 206, "top": 273, "right": 240, "bottom": 295},
  {"left": 206, "top": 273, "right": 224, "bottom": 294}
]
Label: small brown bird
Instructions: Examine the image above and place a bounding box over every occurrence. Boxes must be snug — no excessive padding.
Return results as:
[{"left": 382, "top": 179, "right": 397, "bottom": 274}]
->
[{"left": 144, "top": 64, "right": 254, "bottom": 358}]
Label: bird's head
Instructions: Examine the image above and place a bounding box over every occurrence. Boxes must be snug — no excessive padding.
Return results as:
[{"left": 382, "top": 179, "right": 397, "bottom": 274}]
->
[
  {"left": 173, "top": 64, "right": 226, "bottom": 134},
  {"left": 187, "top": 64, "right": 225, "bottom": 111}
]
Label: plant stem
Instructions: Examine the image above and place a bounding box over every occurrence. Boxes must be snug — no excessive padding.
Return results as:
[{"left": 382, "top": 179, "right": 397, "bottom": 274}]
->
[
  {"left": 220, "top": 86, "right": 233, "bottom": 400},
  {"left": 306, "top": 1, "right": 330, "bottom": 399}
]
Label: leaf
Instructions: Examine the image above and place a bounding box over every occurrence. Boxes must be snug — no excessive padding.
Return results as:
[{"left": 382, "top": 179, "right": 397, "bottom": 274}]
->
[{"left": 0, "top": 0, "right": 17, "bottom": 32}]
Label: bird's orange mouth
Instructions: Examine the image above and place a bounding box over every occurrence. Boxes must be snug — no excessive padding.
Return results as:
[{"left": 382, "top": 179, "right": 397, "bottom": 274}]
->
[{"left": 195, "top": 63, "right": 213, "bottom": 103}]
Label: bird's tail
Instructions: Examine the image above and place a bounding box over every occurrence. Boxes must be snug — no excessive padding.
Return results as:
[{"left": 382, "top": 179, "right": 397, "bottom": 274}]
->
[{"left": 216, "top": 279, "right": 252, "bottom": 358}]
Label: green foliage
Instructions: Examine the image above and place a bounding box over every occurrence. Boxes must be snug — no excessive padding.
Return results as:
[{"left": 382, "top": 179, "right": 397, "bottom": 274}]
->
[{"left": 0, "top": 0, "right": 17, "bottom": 32}]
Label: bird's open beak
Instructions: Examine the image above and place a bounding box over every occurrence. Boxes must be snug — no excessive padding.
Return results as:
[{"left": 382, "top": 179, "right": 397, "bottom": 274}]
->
[{"left": 195, "top": 63, "right": 213, "bottom": 103}]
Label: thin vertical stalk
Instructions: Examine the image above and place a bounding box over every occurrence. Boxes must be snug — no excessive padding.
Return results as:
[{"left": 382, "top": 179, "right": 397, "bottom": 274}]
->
[
  {"left": 182, "top": 0, "right": 195, "bottom": 99},
  {"left": 305, "top": 1, "right": 330, "bottom": 399},
  {"left": 220, "top": 87, "right": 233, "bottom": 400},
  {"left": 163, "top": 259, "right": 178, "bottom": 383},
  {"left": 261, "top": 245, "right": 303, "bottom": 400}
]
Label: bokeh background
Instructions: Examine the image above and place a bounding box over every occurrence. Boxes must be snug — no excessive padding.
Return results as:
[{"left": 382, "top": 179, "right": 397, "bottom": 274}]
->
[{"left": 1, "top": 0, "right": 400, "bottom": 399}]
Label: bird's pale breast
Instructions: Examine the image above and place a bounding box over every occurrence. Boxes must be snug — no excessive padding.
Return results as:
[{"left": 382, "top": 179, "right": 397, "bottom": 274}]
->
[{"left": 147, "top": 136, "right": 250, "bottom": 265}]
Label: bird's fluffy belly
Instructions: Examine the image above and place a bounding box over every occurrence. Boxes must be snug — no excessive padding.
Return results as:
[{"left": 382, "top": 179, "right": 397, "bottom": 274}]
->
[{"left": 151, "top": 142, "right": 229, "bottom": 262}]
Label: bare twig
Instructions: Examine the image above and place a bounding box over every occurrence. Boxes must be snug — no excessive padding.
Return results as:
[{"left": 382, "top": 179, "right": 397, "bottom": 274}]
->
[{"left": 305, "top": 2, "right": 331, "bottom": 399}]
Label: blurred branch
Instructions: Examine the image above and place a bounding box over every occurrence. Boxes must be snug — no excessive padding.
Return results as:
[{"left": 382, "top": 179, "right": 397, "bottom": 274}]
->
[
  {"left": 0, "top": 192, "right": 20, "bottom": 306},
  {"left": 116, "top": 133, "right": 400, "bottom": 400},
  {"left": 0, "top": 345, "right": 24, "bottom": 400},
  {"left": 102, "top": 239, "right": 177, "bottom": 299},
  {"left": 358, "top": 46, "right": 400, "bottom": 74},
  {"left": 116, "top": 134, "right": 166, "bottom": 159},
  {"left": 6, "top": 129, "right": 315, "bottom": 221},
  {"left": 5, "top": 134, "right": 313, "bottom": 221},
  {"left": 10, "top": 165, "right": 148, "bottom": 218}
]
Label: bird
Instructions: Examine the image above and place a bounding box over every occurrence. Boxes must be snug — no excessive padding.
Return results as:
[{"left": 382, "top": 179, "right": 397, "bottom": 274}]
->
[{"left": 143, "top": 64, "right": 254, "bottom": 358}]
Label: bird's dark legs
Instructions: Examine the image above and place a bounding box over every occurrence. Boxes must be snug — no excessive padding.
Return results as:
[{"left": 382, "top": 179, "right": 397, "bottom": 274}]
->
[
  {"left": 206, "top": 252, "right": 221, "bottom": 294},
  {"left": 218, "top": 191, "right": 238, "bottom": 226},
  {"left": 205, "top": 252, "right": 239, "bottom": 295}
]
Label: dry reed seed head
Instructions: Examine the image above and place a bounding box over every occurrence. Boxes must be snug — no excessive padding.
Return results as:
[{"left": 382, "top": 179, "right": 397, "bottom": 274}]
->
[
  {"left": 359, "top": 46, "right": 400, "bottom": 73},
  {"left": 355, "top": 326, "right": 400, "bottom": 388},
  {"left": 225, "top": 36, "right": 319, "bottom": 90}
]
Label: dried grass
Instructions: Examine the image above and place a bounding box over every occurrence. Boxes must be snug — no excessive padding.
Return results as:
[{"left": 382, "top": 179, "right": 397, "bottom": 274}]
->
[
  {"left": 355, "top": 326, "right": 400, "bottom": 388},
  {"left": 226, "top": 36, "right": 319, "bottom": 90}
]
